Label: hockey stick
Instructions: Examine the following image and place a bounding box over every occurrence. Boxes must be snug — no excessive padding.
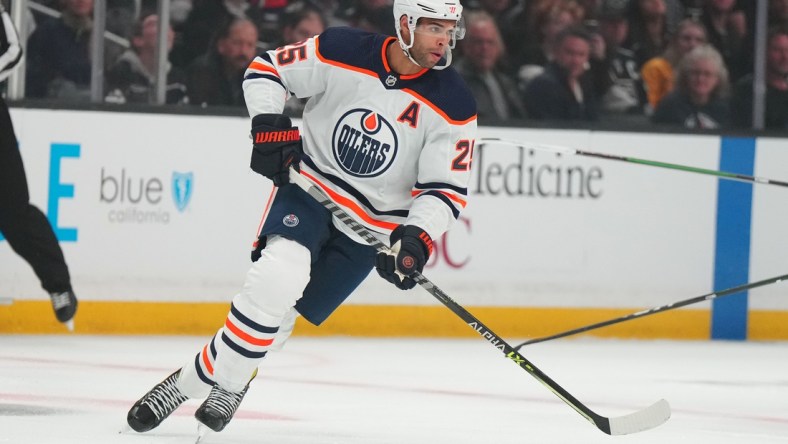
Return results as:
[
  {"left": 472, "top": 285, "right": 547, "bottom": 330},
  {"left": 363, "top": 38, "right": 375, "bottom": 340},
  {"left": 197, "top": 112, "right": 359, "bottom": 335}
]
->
[
  {"left": 287, "top": 167, "right": 670, "bottom": 435},
  {"left": 513, "top": 273, "right": 788, "bottom": 350},
  {"left": 479, "top": 138, "right": 788, "bottom": 189}
]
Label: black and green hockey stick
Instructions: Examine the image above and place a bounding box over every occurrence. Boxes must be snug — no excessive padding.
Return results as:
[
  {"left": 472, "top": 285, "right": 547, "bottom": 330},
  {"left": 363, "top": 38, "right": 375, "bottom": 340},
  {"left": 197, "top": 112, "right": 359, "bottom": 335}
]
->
[
  {"left": 288, "top": 167, "right": 670, "bottom": 436},
  {"left": 478, "top": 138, "right": 788, "bottom": 188},
  {"left": 513, "top": 273, "right": 788, "bottom": 349}
]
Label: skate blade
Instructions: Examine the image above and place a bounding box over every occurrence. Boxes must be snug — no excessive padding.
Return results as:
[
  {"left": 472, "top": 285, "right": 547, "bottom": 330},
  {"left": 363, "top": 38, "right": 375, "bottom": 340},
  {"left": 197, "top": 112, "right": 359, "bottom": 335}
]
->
[
  {"left": 195, "top": 423, "right": 211, "bottom": 443},
  {"left": 63, "top": 319, "right": 75, "bottom": 332}
]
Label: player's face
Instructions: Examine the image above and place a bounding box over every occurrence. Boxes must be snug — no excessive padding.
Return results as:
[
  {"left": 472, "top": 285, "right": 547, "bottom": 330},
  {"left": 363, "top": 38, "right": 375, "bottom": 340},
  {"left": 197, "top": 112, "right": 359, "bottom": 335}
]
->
[{"left": 410, "top": 19, "right": 458, "bottom": 68}]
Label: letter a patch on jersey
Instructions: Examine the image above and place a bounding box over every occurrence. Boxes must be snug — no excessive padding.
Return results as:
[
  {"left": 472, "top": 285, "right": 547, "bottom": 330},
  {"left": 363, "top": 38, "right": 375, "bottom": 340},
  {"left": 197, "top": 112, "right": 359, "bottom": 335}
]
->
[{"left": 397, "top": 101, "right": 421, "bottom": 128}]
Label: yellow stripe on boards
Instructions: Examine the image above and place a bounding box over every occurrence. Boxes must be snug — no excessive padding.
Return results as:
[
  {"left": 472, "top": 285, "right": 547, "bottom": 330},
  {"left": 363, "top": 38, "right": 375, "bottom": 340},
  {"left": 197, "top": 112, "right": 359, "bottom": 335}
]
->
[
  {"left": 298, "top": 306, "right": 713, "bottom": 340},
  {"left": 1, "top": 300, "right": 786, "bottom": 340},
  {"left": 0, "top": 301, "right": 230, "bottom": 334},
  {"left": 749, "top": 311, "right": 788, "bottom": 340}
]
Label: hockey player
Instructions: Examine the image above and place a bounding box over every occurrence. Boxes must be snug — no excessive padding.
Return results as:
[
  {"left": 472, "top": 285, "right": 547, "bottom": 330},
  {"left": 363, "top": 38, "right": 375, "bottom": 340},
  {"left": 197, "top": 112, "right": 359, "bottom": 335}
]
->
[
  {"left": 0, "top": 3, "right": 78, "bottom": 329},
  {"left": 127, "top": 0, "right": 476, "bottom": 435}
]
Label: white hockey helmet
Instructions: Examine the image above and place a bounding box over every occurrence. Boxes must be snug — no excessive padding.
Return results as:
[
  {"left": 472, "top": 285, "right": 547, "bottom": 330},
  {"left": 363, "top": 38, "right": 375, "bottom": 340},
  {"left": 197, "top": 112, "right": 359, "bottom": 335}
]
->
[{"left": 392, "top": 0, "right": 466, "bottom": 70}]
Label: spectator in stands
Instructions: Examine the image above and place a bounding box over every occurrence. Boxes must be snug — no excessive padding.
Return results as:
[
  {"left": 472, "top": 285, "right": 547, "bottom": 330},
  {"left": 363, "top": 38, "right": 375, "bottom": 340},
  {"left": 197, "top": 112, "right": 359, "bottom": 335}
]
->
[
  {"left": 641, "top": 18, "right": 707, "bottom": 112},
  {"left": 253, "top": 0, "right": 346, "bottom": 50},
  {"left": 170, "top": 0, "right": 265, "bottom": 68},
  {"left": 494, "top": 0, "right": 532, "bottom": 73},
  {"left": 654, "top": 0, "right": 693, "bottom": 34},
  {"left": 475, "top": 0, "right": 535, "bottom": 77},
  {"left": 470, "top": 0, "right": 518, "bottom": 27},
  {"left": 700, "top": 0, "right": 748, "bottom": 81},
  {"left": 682, "top": 0, "right": 705, "bottom": 19},
  {"left": 523, "top": 26, "right": 599, "bottom": 121},
  {"left": 185, "top": 17, "right": 257, "bottom": 107},
  {"left": 595, "top": 0, "right": 647, "bottom": 115},
  {"left": 170, "top": 0, "right": 195, "bottom": 28},
  {"left": 731, "top": 28, "right": 788, "bottom": 130},
  {"left": 280, "top": 1, "right": 326, "bottom": 117},
  {"left": 652, "top": 44, "right": 730, "bottom": 128},
  {"left": 339, "top": 0, "right": 394, "bottom": 36},
  {"left": 104, "top": 0, "right": 136, "bottom": 40},
  {"left": 625, "top": 0, "right": 669, "bottom": 67},
  {"left": 105, "top": 14, "right": 188, "bottom": 105},
  {"left": 517, "top": 0, "right": 586, "bottom": 90},
  {"left": 279, "top": 1, "right": 326, "bottom": 47},
  {"left": 456, "top": 10, "right": 526, "bottom": 123},
  {"left": 770, "top": 0, "right": 788, "bottom": 28},
  {"left": 310, "top": 0, "right": 350, "bottom": 28},
  {"left": 25, "top": 0, "right": 122, "bottom": 101},
  {"left": 581, "top": 0, "right": 603, "bottom": 18},
  {"left": 254, "top": 0, "right": 292, "bottom": 49}
]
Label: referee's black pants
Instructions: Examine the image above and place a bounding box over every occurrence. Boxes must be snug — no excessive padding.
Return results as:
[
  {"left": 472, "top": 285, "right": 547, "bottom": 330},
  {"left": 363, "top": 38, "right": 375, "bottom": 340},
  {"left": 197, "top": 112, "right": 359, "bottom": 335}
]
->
[{"left": 0, "top": 96, "right": 72, "bottom": 294}]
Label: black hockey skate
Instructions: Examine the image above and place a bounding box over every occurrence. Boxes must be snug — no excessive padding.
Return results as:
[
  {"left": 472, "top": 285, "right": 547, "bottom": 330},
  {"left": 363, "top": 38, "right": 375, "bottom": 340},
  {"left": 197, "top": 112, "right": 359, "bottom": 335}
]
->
[
  {"left": 49, "top": 290, "right": 77, "bottom": 328},
  {"left": 127, "top": 369, "right": 189, "bottom": 432},
  {"left": 194, "top": 382, "right": 250, "bottom": 433}
]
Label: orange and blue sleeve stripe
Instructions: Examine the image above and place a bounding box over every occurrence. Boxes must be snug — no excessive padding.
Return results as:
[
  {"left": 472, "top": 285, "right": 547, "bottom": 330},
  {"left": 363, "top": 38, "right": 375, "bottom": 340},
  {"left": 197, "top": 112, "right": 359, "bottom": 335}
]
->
[
  {"left": 244, "top": 53, "right": 285, "bottom": 90},
  {"left": 411, "top": 182, "right": 468, "bottom": 219}
]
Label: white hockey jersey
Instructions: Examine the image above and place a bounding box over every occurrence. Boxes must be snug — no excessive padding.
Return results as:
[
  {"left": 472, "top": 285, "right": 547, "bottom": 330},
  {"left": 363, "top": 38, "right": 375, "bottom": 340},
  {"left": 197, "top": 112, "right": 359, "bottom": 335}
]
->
[{"left": 243, "top": 27, "right": 477, "bottom": 244}]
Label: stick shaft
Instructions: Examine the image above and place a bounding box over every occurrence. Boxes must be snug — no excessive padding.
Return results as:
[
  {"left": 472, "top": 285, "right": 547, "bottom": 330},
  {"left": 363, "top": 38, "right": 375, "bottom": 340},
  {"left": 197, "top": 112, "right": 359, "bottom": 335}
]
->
[
  {"left": 480, "top": 138, "right": 788, "bottom": 188},
  {"left": 515, "top": 274, "right": 788, "bottom": 348},
  {"left": 287, "top": 168, "right": 616, "bottom": 433}
]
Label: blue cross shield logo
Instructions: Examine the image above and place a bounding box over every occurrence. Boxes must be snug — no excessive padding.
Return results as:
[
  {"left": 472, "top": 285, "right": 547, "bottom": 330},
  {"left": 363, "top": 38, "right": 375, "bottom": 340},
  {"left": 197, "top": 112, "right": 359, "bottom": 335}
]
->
[{"left": 172, "top": 172, "right": 193, "bottom": 212}]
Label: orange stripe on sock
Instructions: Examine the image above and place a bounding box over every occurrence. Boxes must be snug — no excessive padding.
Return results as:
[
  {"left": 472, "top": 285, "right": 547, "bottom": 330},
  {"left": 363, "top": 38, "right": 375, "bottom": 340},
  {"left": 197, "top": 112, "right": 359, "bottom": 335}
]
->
[
  {"left": 225, "top": 318, "right": 274, "bottom": 347},
  {"left": 201, "top": 345, "right": 214, "bottom": 375}
]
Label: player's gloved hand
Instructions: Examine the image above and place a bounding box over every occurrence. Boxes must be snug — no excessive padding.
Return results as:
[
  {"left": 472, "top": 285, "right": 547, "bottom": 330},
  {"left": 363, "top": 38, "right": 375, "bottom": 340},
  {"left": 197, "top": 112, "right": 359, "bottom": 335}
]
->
[
  {"left": 250, "top": 113, "right": 303, "bottom": 186},
  {"left": 375, "top": 225, "right": 433, "bottom": 290}
]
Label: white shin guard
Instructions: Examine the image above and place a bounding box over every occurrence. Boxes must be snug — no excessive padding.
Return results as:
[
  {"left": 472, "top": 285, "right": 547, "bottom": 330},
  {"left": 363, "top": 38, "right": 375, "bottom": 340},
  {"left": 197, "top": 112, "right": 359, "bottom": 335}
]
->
[
  {"left": 212, "top": 236, "right": 311, "bottom": 392},
  {"left": 269, "top": 307, "right": 299, "bottom": 352}
]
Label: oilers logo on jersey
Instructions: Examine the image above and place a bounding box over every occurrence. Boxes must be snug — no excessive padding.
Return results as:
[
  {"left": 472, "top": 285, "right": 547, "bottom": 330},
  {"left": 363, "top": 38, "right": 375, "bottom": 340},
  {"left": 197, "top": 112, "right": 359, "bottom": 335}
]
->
[
  {"left": 243, "top": 27, "right": 477, "bottom": 239},
  {"left": 332, "top": 109, "right": 398, "bottom": 178},
  {"left": 282, "top": 213, "right": 299, "bottom": 227}
]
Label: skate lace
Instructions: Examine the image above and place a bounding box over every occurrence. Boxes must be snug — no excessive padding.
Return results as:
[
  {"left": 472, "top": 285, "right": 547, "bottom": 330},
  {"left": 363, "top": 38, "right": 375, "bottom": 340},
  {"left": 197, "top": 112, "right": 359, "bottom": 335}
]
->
[
  {"left": 144, "top": 374, "right": 188, "bottom": 420},
  {"left": 204, "top": 385, "right": 244, "bottom": 419},
  {"left": 50, "top": 292, "right": 72, "bottom": 310}
]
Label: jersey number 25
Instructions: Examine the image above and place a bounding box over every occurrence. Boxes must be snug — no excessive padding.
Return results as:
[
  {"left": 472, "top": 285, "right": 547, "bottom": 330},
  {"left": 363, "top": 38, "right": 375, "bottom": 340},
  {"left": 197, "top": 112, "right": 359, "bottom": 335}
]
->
[{"left": 452, "top": 140, "right": 474, "bottom": 172}]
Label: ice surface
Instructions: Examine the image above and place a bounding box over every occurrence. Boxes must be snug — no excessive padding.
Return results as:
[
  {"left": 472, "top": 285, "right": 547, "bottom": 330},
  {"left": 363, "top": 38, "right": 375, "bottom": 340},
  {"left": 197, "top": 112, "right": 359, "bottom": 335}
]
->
[{"left": 0, "top": 335, "right": 786, "bottom": 443}]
